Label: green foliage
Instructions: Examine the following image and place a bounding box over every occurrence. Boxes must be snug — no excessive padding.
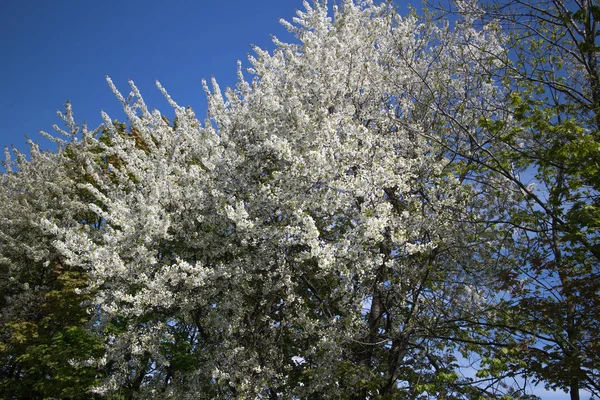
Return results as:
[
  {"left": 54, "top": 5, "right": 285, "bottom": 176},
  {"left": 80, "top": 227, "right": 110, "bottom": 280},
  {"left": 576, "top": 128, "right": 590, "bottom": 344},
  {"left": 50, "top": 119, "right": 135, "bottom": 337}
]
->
[
  {"left": 0, "top": 268, "right": 104, "bottom": 399},
  {"left": 468, "top": 0, "right": 600, "bottom": 397}
]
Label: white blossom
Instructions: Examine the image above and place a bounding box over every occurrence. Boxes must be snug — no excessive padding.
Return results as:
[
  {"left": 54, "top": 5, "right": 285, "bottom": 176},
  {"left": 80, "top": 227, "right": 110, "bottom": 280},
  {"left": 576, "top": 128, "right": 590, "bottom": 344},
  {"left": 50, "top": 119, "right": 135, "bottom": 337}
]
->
[{"left": 0, "top": 1, "right": 515, "bottom": 397}]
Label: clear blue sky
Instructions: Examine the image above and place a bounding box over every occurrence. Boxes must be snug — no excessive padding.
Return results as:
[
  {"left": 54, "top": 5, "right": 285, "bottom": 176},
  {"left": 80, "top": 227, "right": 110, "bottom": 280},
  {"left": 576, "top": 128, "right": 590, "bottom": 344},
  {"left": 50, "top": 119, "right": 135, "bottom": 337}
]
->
[
  {"left": 0, "top": 1, "right": 582, "bottom": 398},
  {"left": 0, "top": 0, "right": 301, "bottom": 151}
]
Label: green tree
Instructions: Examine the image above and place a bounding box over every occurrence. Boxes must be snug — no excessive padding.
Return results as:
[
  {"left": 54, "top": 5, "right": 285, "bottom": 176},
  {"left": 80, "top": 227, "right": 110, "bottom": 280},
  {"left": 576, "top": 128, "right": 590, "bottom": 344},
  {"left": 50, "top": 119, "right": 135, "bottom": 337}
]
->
[{"left": 428, "top": 0, "right": 600, "bottom": 398}]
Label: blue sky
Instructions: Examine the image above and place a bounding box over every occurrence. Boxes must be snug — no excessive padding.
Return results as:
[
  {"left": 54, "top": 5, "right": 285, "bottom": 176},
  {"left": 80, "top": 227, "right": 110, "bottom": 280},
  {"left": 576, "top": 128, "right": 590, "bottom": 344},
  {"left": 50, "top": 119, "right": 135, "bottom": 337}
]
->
[
  {"left": 0, "top": 0, "right": 298, "bottom": 151},
  {"left": 0, "top": 1, "right": 583, "bottom": 399}
]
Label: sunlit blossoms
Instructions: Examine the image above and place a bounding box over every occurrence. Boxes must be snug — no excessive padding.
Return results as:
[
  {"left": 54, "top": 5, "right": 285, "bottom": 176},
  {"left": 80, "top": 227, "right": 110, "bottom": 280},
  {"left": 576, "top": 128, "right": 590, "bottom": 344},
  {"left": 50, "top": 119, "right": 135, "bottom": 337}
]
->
[{"left": 2, "top": 1, "right": 523, "bottom": 398}]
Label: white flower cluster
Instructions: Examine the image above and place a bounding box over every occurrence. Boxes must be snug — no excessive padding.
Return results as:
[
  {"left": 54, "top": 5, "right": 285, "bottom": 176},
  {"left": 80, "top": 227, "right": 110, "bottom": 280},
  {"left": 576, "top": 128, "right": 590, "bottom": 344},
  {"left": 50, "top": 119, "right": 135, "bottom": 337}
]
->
[{"left": 1, "top": 0, "right": 515, "bottom": 397}]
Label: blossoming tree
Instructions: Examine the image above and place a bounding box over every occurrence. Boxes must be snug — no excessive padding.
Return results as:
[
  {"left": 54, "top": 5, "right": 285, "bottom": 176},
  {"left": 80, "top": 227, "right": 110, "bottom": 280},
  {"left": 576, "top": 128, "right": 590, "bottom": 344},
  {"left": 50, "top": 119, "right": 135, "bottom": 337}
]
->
[{"left": 2, "top": 1, "right": 525, "bottom": 398}]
